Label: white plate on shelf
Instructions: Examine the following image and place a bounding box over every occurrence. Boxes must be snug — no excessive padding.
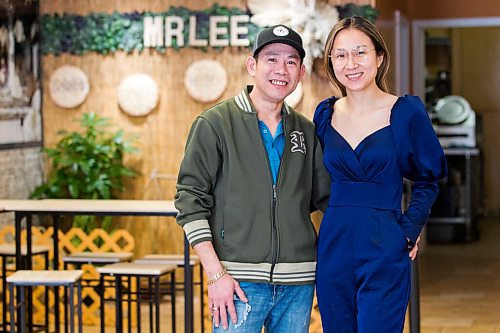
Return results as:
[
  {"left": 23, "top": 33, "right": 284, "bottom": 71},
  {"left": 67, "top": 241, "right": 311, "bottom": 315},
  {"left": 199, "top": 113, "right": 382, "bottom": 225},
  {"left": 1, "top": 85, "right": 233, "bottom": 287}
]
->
[{"left": 434, "top": 95, "right": 472, "bottom": 124}]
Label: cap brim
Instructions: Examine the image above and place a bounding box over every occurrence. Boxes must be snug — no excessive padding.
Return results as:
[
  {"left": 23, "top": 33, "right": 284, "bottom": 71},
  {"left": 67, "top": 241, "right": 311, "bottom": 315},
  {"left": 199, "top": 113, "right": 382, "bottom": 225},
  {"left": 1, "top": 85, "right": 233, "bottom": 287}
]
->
[{"left": 253, "top": 39, "right": 306, "bottom": 59}]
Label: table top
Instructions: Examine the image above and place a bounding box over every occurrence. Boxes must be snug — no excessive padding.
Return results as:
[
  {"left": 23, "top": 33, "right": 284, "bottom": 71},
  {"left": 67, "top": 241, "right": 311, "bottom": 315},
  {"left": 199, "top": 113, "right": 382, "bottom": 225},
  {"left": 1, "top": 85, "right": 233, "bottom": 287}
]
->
[{"left": 0, "top": 199, "right": 178, "bottom": 216}]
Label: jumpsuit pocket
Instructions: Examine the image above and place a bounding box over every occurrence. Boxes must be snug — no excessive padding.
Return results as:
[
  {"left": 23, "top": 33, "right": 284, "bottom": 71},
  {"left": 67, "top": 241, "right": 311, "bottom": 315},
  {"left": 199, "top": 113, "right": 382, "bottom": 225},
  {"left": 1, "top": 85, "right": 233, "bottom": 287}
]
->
[{"left": 379, "top": 210, "right": 409, "bottom": 252}]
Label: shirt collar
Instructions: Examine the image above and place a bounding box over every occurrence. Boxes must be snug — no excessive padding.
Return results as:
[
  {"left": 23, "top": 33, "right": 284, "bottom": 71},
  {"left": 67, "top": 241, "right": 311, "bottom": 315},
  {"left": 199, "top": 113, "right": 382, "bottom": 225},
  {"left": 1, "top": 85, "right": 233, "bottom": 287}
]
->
[{"left": 235, "top": 85, "right": 291, "bottom": 115}]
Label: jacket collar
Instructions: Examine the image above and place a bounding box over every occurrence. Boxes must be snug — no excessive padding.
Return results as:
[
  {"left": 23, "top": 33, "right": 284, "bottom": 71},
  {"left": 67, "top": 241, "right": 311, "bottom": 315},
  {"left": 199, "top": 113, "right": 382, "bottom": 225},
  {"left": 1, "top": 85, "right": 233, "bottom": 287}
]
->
[{"left": 235, "top": 85, "right": 291, "bottom": 115}]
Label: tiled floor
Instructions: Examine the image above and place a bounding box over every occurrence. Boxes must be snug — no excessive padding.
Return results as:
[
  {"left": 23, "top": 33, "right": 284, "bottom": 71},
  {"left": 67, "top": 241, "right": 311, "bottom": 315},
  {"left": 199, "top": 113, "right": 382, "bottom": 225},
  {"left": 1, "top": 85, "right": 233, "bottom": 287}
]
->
[{"left": 79, "top": 219, "right": 500, "bottom": 332}]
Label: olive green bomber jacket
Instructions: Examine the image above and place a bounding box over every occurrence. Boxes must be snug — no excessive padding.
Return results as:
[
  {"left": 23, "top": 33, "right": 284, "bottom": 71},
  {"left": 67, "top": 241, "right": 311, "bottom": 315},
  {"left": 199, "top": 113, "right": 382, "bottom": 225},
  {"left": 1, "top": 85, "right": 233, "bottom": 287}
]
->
[{"left": 175, "top": 86, "right": 330, "bottom": 284}]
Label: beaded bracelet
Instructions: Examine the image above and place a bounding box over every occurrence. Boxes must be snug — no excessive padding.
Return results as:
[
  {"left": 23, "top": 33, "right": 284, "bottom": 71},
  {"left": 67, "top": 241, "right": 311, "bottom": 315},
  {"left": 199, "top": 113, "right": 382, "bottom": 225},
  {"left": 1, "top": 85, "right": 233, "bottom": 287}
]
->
[{"left": 207, "top": 269, "right": 227, "bottom": 285}]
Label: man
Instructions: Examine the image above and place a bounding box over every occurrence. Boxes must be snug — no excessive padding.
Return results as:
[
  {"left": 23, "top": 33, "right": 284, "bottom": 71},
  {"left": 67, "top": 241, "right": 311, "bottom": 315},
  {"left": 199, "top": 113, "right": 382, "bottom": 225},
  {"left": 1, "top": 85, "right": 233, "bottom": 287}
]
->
[{"left": 175, "top": 24, "right": 330, "bottom": 332}]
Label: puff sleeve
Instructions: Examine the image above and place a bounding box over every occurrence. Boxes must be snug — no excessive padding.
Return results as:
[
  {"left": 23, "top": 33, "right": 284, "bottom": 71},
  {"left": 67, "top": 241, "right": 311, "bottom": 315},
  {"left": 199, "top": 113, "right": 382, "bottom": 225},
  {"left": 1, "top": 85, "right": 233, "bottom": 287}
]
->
[
  {"left": 391, "top": 95, "right": 448, "bottom": 243},
  {"left": 314, "top": 97, "right": 337, "bottom": 149}
]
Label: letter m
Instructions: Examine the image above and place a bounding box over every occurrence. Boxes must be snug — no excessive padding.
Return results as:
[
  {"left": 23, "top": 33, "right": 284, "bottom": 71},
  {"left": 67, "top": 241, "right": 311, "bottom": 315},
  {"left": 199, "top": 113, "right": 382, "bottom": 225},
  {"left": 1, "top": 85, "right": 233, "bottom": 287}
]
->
[{"left": 143, "top": 16, "right": 164, "bottom": 47}]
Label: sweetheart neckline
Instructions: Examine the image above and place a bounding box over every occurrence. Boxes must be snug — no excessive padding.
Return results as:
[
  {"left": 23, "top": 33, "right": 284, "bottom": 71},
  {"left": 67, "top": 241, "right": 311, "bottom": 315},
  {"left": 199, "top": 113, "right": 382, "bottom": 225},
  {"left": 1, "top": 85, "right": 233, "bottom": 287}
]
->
[{"left": 329, "top": 124, "right": 391, "bottom": 152}]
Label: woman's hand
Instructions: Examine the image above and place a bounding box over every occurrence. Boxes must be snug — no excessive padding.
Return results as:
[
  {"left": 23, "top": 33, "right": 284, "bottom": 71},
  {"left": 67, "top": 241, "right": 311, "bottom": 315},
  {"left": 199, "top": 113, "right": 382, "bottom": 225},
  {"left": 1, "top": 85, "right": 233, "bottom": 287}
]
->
[{"left": 409, "top": 236, "right": 421, "bottom": 260}]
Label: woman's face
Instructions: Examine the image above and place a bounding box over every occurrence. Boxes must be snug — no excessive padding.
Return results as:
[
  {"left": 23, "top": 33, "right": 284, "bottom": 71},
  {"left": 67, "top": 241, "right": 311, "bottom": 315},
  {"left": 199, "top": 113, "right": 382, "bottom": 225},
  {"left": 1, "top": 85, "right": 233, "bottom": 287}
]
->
[{"left": 330, "top": 28, "right": 383, "bottom": 94}]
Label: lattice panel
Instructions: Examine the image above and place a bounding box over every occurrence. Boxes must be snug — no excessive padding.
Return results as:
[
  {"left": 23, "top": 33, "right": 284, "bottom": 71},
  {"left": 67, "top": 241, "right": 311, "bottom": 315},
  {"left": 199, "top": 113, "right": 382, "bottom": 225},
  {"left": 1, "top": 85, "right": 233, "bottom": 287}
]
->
[{"left": 0, "top": 226, "right": 135, "bottom": 327}]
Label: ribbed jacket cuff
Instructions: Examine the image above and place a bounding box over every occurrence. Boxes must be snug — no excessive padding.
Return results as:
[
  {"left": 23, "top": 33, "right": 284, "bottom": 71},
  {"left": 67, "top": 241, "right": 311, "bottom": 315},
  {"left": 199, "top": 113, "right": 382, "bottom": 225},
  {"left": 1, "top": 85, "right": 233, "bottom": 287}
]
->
[{"left": 183, "top": 219, "right": 212, "bottom": 247}]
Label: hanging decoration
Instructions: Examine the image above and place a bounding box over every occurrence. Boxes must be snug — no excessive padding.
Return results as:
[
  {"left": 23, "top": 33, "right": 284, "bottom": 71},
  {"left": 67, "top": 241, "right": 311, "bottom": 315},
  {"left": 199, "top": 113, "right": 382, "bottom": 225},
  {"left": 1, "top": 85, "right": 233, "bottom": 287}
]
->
[
  {"left": 48, "top": 65, "right": 89, "bottom": 109},
  {"left": 117, "top": 73, "right": 159, "bottom": 117},
  {"left": 184, "top": 59, "right": 228, "bottom": 103},
  {"left": 247, "top": 0, "right": 378, "bottom": 72}
]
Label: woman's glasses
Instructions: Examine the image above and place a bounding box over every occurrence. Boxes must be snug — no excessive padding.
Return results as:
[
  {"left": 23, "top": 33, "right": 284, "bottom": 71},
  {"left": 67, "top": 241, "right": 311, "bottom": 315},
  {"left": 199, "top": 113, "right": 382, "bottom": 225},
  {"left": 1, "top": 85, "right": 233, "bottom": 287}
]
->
[{"left": 329, "top": 46, "right": 376, "bottom": 66}]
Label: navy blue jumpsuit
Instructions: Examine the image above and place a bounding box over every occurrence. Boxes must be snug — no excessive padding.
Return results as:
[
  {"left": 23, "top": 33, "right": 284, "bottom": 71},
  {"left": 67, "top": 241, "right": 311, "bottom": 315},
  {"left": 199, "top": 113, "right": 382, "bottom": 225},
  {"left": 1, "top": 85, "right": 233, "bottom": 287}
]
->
[{"left": 313, "top": 95, "right": 447, "bottom": 333}]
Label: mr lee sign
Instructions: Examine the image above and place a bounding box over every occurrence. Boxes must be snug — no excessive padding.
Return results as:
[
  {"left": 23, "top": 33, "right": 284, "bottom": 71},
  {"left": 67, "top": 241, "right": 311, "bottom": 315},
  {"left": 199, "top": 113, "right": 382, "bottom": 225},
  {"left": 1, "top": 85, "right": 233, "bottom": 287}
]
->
[{"left": 143, "top": 15, "right": 251, "bottom": 48}]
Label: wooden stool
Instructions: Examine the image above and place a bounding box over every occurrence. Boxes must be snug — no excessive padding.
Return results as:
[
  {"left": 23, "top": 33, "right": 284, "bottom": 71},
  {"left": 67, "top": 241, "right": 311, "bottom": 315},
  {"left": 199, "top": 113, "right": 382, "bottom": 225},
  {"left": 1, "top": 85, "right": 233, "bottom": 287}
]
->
[
  {"left": 134, "top": 254, "right": 205, "bottom": 332},
  {"left": 62, "top": 252, "right": 133, "bottom": 329},
  {"left": 62, "top": 252, "right": 133, "bottom": 289},
  {"left": 7, "top": 270, "right": 83, "bottom": 333},
  {"left": 0, "top": 244, "right": 50, "bottom": 332},
  {"left": 97, "top": 262, "right": 177, "bottom": 333},
  {"left": 63, "top": 252, "right": 134, "bottom": 267}
]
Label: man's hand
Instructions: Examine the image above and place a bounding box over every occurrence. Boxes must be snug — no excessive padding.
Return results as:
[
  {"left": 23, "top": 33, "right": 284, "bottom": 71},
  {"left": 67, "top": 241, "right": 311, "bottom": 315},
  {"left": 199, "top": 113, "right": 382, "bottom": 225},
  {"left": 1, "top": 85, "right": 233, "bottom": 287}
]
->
[
  {"left": 208, "top": 274, "right": 248, "bottom": 329},
  {"left": 409, "top": 236, "right": 421, "bottom": 260}
]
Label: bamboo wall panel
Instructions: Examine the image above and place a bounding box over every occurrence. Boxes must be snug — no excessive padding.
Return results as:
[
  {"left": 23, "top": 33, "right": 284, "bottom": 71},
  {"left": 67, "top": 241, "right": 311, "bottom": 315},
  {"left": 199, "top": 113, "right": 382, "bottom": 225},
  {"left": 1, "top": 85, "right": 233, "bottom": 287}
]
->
[
  {"left": 41, "top": 0, "right": 247, "bottom": 14},
  {"left": 40, "top": 0, "right": 340, "bottom": 257}
]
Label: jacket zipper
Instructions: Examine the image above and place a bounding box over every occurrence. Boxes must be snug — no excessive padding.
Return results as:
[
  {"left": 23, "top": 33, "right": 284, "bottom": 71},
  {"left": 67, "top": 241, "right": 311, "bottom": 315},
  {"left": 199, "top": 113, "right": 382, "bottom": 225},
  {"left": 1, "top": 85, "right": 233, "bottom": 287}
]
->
[
  {"left": 270, "top": 184, "right": 278, "bottom": 282},
  {"left": 255, "top": 113, "right": 285, "bottom": 283},
  {"left": 270, "top": 116, "right": 286, "bottom": 283}
]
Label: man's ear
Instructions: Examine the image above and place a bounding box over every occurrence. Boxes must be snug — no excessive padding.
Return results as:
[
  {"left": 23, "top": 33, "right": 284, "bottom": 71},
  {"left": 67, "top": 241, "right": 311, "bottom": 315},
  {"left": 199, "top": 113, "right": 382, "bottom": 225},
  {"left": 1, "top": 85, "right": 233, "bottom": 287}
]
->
[
  {"left": 299, "top": 63, "right": 306, "bottom": 81},
  {"left": 246, "top": 56, "right": 257, "bottom": 76}
]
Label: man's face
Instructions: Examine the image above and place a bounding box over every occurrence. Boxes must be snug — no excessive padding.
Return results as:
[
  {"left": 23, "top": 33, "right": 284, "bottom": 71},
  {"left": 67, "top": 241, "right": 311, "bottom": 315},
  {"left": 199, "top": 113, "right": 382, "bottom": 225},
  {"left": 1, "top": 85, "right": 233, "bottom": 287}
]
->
[{"left": 246, "top": 43, "right": 305, "bottom": 104}]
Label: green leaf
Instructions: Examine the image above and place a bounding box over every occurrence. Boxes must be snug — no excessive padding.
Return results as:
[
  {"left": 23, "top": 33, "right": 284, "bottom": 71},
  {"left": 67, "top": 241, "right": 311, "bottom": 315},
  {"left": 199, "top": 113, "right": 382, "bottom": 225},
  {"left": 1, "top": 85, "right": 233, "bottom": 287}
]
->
[{"left": 30, "top": 112, "right": 139, "bottom": 233}]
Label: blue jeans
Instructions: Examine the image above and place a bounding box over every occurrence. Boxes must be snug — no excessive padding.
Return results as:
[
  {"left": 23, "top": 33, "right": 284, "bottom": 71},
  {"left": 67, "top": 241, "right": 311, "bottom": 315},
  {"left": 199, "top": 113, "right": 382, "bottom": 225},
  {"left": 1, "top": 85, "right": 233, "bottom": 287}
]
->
[{"left": 213, "top": 282, "right": 314, "bottom": 333}]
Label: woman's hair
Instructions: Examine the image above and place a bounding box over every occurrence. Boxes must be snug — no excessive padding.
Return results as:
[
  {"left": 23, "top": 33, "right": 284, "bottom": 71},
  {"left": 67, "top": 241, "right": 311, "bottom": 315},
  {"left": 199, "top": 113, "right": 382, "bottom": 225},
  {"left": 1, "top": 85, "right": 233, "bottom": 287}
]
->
[{"left": 323, "top": 16, "right": 391, "bottom": 97}]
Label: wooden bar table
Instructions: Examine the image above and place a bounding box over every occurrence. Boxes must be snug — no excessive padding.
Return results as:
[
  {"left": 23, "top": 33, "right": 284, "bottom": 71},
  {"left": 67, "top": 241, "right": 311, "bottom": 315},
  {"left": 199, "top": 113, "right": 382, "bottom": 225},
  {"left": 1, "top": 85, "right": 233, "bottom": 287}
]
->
[{"left": 0, "top": 199, "right": 195, "bottom": 333}]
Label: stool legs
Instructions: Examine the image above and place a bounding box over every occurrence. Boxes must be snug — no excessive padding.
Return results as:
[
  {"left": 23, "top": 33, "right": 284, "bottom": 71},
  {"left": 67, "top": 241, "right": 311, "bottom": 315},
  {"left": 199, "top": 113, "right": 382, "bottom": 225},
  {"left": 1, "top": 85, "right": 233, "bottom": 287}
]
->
[
  {"left": 116, "top": 276, "right": 123, "bottom": 333},
  {"left": 100, "top": 272, "right": 176, "bottom": 333},
  {"left": 9, "top": 282, "right": 82, "bottom": 333},
  {"left": 1, "top": 250, "right": 51, "bottom": 332},
  {"left": 2, "top": 258, "right": 7, "bottom": 332},
  {"left": 45, "top": 252, "right": 50, "bottom": 331},
  {"left": 148, "top": 278, "right": 153, "bottom": 333},
  {"left": 8, "top": 283, "right": 15, "bottom": 333},
  {"left": 155, "top": 277, "right": 160, "bottom": 333},
  {"left": 78, "top": 281, "right": 83, "bottom": 333},
  {"left": 100, "top": 275, "right": 105, "bottom": 333},
  {"left": 20, "top": 286, "right": 26, "bottom": 333},
  {"left": 127, "top": 276, "right": 132, "bottom": 333},
  {"left": 69, "top": 282, "right": 75, "bottom": 333},
  {"left": 136, "top": 277, "right": 141, "bottom": 332},
  {"left": 67, "top": 280, "right": 83, "bottom": 333}
]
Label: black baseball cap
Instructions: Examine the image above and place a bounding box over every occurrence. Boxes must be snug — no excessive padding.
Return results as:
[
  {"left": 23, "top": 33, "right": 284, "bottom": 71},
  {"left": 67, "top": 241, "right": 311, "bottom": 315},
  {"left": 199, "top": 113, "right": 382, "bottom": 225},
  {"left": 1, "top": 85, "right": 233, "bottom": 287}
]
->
[{"left": 252, "top": 25, "right": 306, "bottom": 60}]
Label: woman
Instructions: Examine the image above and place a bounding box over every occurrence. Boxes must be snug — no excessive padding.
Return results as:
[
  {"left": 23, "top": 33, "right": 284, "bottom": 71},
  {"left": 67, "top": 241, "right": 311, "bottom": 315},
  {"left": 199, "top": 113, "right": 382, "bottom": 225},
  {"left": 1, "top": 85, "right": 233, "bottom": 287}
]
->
[{"left": 314, "top": 17, "right": 447, "bottom": 332}]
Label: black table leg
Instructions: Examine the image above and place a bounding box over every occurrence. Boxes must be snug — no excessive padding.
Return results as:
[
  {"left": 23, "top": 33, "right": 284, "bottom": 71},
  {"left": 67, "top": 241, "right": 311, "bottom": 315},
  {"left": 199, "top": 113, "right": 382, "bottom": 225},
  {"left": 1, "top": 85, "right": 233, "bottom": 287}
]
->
[
  {"left": 100, "top": 275, "right": 105, "bottom": 333},
  {"left": 53, "top": 215, "right": 61, "bottom": 333},
  {"left": 116, "top": 276, "right": 123, "bottom": 333},
  {"left": 14, "top": 213, "right": 22, "bottom": 271},
  {"left": 409, "top": 258, "right": 420, "bottom": 333},
  {"left": 26, "top": 215, "right": 34, "bottom": 332},
  {"left": 14, "top": 213, "right": 23, "bottom": 333},
  {"left": 2, "top": 257, "right": 7, "bottom": 333},
  {"left": 171, "top": 271, "right": 176, "bottom": 333},
  {"left": 184, "top": 236, "right": 193, "bottom": 333}
]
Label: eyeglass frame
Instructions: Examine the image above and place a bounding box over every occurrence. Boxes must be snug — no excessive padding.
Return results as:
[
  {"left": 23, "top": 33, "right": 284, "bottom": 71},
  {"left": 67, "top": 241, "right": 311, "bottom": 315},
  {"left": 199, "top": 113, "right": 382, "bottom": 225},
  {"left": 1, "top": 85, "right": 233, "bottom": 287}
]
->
[{"left": 328, "top": 46, "right": 377, "bottom": 66}]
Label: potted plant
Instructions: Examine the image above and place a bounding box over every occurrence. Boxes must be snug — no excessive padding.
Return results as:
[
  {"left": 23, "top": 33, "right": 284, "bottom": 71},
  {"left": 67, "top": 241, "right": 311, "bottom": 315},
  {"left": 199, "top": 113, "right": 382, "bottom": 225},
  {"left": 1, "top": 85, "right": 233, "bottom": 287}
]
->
[{"left": 30, "top": 112, "right": 138, "bottom": 233}]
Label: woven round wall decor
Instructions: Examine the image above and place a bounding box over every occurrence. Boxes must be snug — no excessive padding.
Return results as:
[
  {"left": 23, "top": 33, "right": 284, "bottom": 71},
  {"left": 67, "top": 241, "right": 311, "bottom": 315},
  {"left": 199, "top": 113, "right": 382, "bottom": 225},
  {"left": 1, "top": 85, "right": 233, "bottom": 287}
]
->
[
  {"left": 117, "top": 73, "right": 159, "bottom": 117},
  {"left": 184, "top": 59, "right": 228, "bottom": 103},
  {"left": 48, "top": 65, "right": 89, "bottom": 109}
]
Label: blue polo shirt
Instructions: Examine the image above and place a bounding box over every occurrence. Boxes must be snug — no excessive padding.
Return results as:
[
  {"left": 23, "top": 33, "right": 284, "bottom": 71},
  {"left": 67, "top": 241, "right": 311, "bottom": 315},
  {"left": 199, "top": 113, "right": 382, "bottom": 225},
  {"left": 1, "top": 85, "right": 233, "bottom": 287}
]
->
[{"left": 258, "top": 120, "right": 285, "bottom": 184}]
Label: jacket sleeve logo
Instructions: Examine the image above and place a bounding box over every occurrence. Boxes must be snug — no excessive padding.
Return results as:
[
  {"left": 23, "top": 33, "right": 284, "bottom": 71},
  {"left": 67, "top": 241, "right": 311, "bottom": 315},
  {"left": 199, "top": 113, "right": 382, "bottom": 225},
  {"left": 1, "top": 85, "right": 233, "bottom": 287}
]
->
[{"left": 290, "top": 131, "right": 306, "bottom": 154}]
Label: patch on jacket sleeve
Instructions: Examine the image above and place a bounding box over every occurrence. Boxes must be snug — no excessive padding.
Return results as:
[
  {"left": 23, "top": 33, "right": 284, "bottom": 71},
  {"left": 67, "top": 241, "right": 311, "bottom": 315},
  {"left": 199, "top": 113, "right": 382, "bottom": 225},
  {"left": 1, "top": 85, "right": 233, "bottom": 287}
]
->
[{"left": 290, "top": 131, "right": 306, "bottom": 154}]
